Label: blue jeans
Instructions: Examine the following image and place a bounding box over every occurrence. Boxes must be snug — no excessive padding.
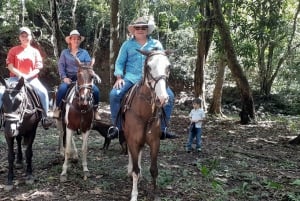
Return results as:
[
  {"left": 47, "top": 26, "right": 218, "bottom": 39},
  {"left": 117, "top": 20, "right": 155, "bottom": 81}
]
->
[
  {"left": 186, "top": 124, "right": 202, "bottom": 150},
  {"left": 0, "top": 77, "right": 49, "bottom": 117},
  {"left": 109, "top": 78, "right": 174, "bottom": 131},
  {"left": 56, "top": 82, "right": 100, "bottom": 107}
]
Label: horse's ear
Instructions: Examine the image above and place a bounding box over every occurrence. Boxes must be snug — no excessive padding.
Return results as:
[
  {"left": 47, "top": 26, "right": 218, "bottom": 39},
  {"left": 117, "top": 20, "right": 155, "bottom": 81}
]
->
[
  {"left": 74, "top": 57, "right": 82, "bottom": 67},
  {"left": 15, "top": 77, "right": 25, "bottom": 90},
  {"left": 136, "top": 49, "right": 151, "bottom": 56},
  {"left": 90, "top": 58, "right": 95, "bottom": 68},
  {"left": 0, "top": 76, "right": 7, "bottom": 88}
]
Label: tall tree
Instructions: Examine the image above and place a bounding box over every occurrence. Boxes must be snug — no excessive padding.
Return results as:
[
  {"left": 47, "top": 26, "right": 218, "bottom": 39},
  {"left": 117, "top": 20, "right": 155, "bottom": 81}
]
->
[
  {"left": 208, "top": 53, "right": 226, "bottom": 116},
  {"left": 109, "top": 0, "right": 120, "bottom": 84},
  {"left": 49, "top": 0, "right": 62, "bottom": 59},
  {"left": 195, "top": 0, "right": 214, "bottom": 110},
  {"left": 212, "top": 0, "right": 255, "bottom": 123}
]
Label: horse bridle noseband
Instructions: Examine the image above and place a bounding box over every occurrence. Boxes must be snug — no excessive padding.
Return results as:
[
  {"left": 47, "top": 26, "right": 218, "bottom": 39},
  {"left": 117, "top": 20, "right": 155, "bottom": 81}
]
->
[
  {"left": 143, "top": 52, "right": 170, "bottom": 91},
  {"left": 3, "top": 88, "right": 28, "bottom": 127}
]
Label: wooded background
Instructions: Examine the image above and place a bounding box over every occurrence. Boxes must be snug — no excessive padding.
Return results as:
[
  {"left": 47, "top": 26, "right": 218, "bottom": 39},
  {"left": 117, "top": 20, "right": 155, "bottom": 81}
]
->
[{"left": 0, "top": 0, "right": 299, "bottom": 120}]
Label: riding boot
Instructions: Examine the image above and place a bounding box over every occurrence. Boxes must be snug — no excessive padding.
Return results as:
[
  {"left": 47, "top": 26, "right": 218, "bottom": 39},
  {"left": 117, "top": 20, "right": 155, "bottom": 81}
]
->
[
  {"left": 160, "top": 131, "right": 178, "bottom": 140},
  {"left": 42, "top": 117, "right": 53, "bottom": 130},
  {"left": 93, "top": 105, "right": 101, "bottom": 121},
  {"left": 107, "top": 126, "right": 119, "bottom": 139}
]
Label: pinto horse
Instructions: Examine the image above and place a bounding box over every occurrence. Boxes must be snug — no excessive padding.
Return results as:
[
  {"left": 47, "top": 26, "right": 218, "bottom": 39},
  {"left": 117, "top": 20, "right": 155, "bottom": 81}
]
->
[
  {"left": 58, "top": 58, "right": 99, "bottom": 182},
  {"left": 121, "top": 49, "right": 171, "bottom": 201},
  {"left": 0, "top": 77, "right": 42, "bottom": 191}
]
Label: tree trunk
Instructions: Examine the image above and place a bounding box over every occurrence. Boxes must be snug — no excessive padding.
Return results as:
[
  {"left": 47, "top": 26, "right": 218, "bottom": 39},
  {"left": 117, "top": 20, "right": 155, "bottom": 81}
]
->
[
  {"left": 49, "top": 0, "right": 62, "bottom": 59},
  {"left": 195, "top": 1, "right": 214, "bottom": 110},
  {"left": 109, "top": 0, "right": 120, "bottom": 85},
  {"left": 71, "top": 0, "right": 78, "bottom": 29},
  {"left": 209, "top": 54, "right": 226, "bottom": 116},
  {"left": 212, "top": 0, "right": 255, "bottom": 123}
]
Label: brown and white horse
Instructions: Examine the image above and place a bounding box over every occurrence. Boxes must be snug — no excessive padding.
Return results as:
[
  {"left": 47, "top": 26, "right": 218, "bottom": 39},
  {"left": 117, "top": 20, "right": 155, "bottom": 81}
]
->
[
  {"left": 58, "top": 58, "right": 99, "bottom": 182},
  {"left": 121, "top": 49, "right": 171, "bottom": 201}
]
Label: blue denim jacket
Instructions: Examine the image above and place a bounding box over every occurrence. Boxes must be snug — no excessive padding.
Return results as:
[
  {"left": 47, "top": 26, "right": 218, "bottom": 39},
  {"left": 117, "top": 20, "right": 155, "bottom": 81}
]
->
[
  {"left": 58, "top": 48, "right": 91, "bottom": 81},
  {"left": 114, "top": 36, "right": 163, "bottom": 83}
]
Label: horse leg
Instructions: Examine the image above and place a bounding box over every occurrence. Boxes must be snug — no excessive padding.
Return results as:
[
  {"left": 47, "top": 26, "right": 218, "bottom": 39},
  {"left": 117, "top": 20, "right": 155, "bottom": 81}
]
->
[
  {"left": 81, "top": 131, "right": 90, "bottom": 180},
  {"left": 60, "top": 128, "right": 73, "bottom": 182},
  {"left": 15, "top": 136, "right": 23, "bottom": 169},
  {"left": 148, "top": 136, "right": 160, "bottom": 198},
  {"left": 70, "top": 134, "right": 78, "bottom": 162},
  {"left": 24, "top": 136, "right": 35, "bottom": 185},
  {"left": 4, "top": 137, "right": 15, "bottom": 191},
  {"left": 127, "top": 144, "right": 142, "bottom": 201},
  {"left": 56, "top": 119, "right": 65, "bottom": 157}
]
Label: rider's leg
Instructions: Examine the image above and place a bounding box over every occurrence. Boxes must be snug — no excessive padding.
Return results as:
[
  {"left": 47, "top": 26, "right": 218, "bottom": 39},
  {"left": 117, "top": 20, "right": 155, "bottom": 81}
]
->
[
  {"left": 29, "top": 78, "right": 52, "bottom": 129},
  {"left": 160, "top": 87, "right": 178, "bottom": 139},
  {"left": 53, "top": 82, "right": 69, "bottom": 118},
  {"left": 108, "top": 79, "right": 133, "bottom": 139}
]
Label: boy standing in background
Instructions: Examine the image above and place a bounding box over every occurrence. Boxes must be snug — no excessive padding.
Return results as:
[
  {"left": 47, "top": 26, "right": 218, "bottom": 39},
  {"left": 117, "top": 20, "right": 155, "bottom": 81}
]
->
[{"left": 186, "top": 98, "right": 205, "bottom": 153}]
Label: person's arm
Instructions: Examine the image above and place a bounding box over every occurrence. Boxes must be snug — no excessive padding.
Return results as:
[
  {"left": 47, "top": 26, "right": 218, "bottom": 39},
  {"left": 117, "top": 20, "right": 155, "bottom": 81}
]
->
[
  {"left": 58, "top": 50, "right": 71, "bottom": 83},
  {"left": 113, "top": 42, "right": 128, "bottom": 89}
]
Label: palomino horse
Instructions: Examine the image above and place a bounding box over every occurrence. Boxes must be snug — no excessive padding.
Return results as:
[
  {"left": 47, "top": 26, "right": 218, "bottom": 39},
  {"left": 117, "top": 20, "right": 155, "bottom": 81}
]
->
[
  {"left": 0, "top": 77, "right": 43, "bottom": 191},
  {"left": 121, "top": 49, "right": 171, "bottom": 201},
  {"left": 58, "top": 58, "right": 99, "bottom": 182}
]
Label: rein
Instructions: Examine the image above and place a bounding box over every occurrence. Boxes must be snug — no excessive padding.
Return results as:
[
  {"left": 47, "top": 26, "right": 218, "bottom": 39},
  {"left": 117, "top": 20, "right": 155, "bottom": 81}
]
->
[{"left": 3, "top": 86, "right": 35, "bottom": 126}]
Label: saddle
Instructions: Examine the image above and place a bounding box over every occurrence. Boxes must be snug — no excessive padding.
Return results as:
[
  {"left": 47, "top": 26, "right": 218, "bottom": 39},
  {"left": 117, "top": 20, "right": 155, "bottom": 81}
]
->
[
  {"left": 24, "top": 84, "right": 43, "bottom": 112},
  {"left": 117, "top": 82, "right": 167, "bottom": 127},
  {"left": 62, "top": 83, "right": 76, "bottom": 106}
]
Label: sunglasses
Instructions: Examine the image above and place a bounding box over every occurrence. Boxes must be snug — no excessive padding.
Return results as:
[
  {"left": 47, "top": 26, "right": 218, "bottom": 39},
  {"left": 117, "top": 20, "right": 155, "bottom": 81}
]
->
[{"left": 134, "top": 26, "right": 148, "bottom": 30}]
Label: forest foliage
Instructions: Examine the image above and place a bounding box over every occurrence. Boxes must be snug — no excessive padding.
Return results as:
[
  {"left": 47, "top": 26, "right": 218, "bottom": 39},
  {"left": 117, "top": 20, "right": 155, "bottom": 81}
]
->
[{"left": 0, "top": 0, "right": 299, "bottom": 114}]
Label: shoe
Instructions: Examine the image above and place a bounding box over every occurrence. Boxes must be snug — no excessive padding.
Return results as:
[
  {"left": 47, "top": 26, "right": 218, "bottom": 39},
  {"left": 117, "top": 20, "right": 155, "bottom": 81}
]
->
[
  {"left": 107, "top": 126, "right": 119, "bottom": 139},
  {"left": 52, "top": 108, "right": 61, "bottom": 118},
  {"left": 186, "top": 148, "right": 192, "bottom": 153},
  {"left": 42, "top": 117, "right": 53, "bottom": 130},
  {"left": 160, "top": 131, "right": 178, "bottom": 140}
]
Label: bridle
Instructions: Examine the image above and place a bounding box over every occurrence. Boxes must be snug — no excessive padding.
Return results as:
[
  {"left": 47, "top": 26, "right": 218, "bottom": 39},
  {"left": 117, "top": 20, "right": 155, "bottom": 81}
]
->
[
  {"left": 2, "top": 87, "right": 28, "bottom": 135},
  {"left": 143, "top": 51, "right": 170, "bottom": 91},
  {"left": 75, "top": 66, "right": 94, "bottom": 108}
]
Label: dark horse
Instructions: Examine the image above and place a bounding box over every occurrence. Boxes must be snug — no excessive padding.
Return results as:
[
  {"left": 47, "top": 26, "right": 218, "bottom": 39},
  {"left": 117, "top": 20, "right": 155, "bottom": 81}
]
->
[
  {"left": 58, "top": 58, "right": 98, "bottom": 182},
  {"left": 0, "top": 77, "right": 42, "bottom": 191},
  {"left": 120, "top": 49, "right": 171, "bottom": 201}
]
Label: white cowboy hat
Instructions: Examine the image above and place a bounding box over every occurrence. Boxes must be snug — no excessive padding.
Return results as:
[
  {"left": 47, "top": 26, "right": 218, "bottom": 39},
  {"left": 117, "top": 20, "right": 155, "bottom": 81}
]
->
[
  {"left": 65, "top": 30, "right": 85, "bottom": 43},
  {"left": 127, "top": 16, "right": 155, "bottom": 35}
]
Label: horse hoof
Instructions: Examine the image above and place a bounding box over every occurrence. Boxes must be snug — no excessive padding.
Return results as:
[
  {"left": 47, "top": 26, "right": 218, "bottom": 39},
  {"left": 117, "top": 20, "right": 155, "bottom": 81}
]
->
[
  {"left": 4, "top": 185, "right": 13, "bottom": 191},
  {"left": 25, "top": 178, "right": 34, "bottom": 185},
  {"left": 15, "top": 162, "right": 23, "bottom": 169},
  {"left": 83, "top": 171, "right": 90, "bottom": 180},
  {"left": 60, "top": 175, "right": 67, "bottom": 182},
  {"left": 70, "top": 158, "right": 78, "bottom": 163}
]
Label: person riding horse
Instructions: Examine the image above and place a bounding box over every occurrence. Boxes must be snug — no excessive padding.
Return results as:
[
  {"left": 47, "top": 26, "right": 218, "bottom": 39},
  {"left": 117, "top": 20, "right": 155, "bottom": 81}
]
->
[
  {"left": 108, "top": 16, "right": 177, "bottom": 140},
  {"left": 52, "top": 30, "right": 101, "bottom": 121},
  {"left": 0, "top": 26, "right": 52, "bottom": 129}
]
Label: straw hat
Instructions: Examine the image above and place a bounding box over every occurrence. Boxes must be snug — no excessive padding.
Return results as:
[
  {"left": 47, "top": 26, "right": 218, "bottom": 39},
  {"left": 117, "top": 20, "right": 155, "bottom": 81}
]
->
[
  {"left": 65, "top": 30, "right": 85, "bottom": 43},
  {"left": 127, "top": 16, "right": 155, "bottom": 35}
]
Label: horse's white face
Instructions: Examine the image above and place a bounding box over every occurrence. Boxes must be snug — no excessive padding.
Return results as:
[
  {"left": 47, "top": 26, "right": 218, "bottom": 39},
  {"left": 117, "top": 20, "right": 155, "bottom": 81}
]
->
[{"left": 146, "top": 53, "right": 171, "bottom": 106}]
